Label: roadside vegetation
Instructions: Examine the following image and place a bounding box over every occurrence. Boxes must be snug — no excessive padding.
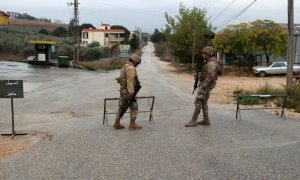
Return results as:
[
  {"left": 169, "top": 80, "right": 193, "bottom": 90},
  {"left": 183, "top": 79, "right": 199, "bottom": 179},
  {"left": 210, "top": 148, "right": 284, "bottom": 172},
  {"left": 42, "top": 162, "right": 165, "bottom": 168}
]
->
[
  {"left": 0, "top": 18, "right": 145, "bottom": 70},
  {"left": 233, "top": 83, "right": 300, "bottom": 113},
  {"left": 148, "top": 2, "right": 300, "bottom": 112},
  {"left": 150, "top": 3, "right": 287, "bottom": 71}
]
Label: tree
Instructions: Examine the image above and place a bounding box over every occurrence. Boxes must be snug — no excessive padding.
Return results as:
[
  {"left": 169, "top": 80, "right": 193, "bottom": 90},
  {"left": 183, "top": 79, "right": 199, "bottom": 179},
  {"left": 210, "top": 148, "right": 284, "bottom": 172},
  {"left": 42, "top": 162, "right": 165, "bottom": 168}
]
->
[
  {"left": 141, "top": 32, "right": 151, "bottom": 43},
  {"left": 80, "top": 23, "right": 96, "bottom": 30},
  {"left": 213, "top": 24, "right": 252, "bottom": 68},
  {"left": 249, "top": 20, "right": 287, "bottom": 64},
  {"left": 20, "top": 13, "right": 35, "bottom": 21},
  {"left": 150, "top": 29, "right": 166, "bottom": 43},
  {"left": 130, "top": 34, "right": 138, "bottom": 51},
  {"left": 52, "top": 27, "right": 67, "bottom": 37},
  {"left": 213, "top": 20, "right": 288, "bottom": 66},
  {"left": 165, "top": 3, "right": 213, "bottom": 64},
  {"left": 38, "top": 29, "right": 49, "bottom": 35},
  {"left": 111, "top": 25, "right": 130, "bottom": 43}
]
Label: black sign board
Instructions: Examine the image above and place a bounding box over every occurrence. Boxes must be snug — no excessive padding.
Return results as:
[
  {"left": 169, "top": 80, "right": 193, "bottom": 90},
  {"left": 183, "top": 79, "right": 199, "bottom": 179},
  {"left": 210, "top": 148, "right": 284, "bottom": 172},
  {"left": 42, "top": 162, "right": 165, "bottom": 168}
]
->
[{"left": 0, "top": 80, "right": 24, "bottom": 98}]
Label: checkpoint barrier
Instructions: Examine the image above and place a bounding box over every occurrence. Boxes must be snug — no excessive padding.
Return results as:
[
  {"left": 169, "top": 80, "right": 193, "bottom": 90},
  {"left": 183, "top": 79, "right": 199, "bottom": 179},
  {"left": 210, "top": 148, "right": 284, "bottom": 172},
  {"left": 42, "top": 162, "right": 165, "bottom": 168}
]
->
[
  {"left": 103, "top": 96, "right": 155, "bottom": 125},
  {"left": 236, "top": 94, "right": 287, "bottom": 120}
]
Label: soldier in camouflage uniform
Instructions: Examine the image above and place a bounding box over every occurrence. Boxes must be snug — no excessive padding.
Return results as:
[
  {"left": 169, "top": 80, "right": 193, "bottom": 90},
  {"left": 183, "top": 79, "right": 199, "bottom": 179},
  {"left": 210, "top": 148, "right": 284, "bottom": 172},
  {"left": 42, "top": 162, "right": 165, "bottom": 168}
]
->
[
  {"left": 114, "top": 54, "right": 143, "bottom": 130},
  {"left": 185, "top": 46, "right": 220, "bottom": 127}
]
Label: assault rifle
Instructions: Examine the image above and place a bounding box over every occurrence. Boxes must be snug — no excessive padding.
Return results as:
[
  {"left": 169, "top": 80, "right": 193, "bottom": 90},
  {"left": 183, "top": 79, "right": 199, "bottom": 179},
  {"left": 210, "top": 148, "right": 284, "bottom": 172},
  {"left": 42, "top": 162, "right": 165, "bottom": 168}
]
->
[
  {"left": 192, "top": 73, "right": 198, "bottom": 94},
  {"left": 192, "top": 60, "right": 201, "bottom": 94},
  {"left": 119, "top": 82, "right": 142, "bottom": 118}
]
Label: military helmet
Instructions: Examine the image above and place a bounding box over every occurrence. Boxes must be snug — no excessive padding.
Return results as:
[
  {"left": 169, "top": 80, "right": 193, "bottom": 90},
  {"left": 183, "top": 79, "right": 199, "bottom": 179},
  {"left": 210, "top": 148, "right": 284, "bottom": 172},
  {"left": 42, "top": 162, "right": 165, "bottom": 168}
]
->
[
  {"left": 202, "top": 46, "right": 215, "bottom": 56},
  {"left": 130, "top": 54, "right": 141, "bottom": 64}
]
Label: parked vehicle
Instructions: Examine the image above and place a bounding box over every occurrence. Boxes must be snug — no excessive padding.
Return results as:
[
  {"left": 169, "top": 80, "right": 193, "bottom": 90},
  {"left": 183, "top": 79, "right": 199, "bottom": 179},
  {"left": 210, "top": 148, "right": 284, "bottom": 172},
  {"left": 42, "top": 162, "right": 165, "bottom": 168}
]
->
[{"left": 252, "top": 62, "right": 300, "bottom": 77}]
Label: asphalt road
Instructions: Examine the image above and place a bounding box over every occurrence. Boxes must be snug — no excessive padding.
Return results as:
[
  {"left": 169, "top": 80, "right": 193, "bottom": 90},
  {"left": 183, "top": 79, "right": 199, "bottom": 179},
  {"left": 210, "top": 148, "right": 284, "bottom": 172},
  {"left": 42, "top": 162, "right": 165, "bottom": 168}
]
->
[{"left": 1, "top": 42, "right": 300, "bottom": 179}]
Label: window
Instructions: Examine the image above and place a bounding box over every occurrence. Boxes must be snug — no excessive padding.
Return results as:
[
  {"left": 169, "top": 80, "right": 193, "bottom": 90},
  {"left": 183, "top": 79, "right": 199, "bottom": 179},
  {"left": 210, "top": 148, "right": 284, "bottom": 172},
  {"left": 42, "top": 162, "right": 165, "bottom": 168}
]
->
[
  {"left": 272, "top": 63, "right": 286, "bottom": 68},
  {"left": 82, "top": 32, "right": 88, "bottom": 39}
]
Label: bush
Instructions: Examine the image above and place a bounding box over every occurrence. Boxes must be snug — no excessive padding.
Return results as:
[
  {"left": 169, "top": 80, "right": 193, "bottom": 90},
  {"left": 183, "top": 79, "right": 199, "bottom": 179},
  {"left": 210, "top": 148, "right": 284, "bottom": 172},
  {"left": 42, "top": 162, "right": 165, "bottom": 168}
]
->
[
  {"left": 238, "top": 96, "right": 261, "bottom": 105},
  {"left": 234, "top": 83, "right": 284, "bottom": 105},
  {"left": 38, "top": 29, "right": 49, "bottom": 35},
  {"left": 22, "top": 46, "right": 35, "bottom": 56},
  {"left": 81, "top": 47, "right": 102, "bottom": 61},
  {"left": 255, "top": 83, "right": 283, "bottom": 95},
  {"left": 56, "top": 44, "right": 73, "bottom": 58},
  {"left": 285, "top": 84, "right": 300, "bottom": 112},
  {"left": 154, "top": 43, "right": 173, "bottom": 62},
  {"left": 80, "top": 57, "right": 127, "bottom": 71},
  {"left": 0, "top": 26, "right": 75, "bottom": 60},
  {"left": 87, "top": 41, "right": 100, "bottom": 48}
]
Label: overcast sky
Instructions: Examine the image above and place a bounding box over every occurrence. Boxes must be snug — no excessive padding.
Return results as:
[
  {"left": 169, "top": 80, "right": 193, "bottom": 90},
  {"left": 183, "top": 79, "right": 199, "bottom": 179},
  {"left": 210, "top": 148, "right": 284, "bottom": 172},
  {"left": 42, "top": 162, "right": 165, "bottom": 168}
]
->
[{"left": 1, "top": 0, "right": 300, "bottom": 33}]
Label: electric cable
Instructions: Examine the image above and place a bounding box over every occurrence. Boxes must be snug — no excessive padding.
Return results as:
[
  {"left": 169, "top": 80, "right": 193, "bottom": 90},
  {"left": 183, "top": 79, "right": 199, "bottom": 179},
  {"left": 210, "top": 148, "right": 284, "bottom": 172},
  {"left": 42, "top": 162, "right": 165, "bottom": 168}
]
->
[
  {"left": 211, "top": 0, "right": 237, "bottom": 22},
  {"left": 215, "top": 0, "right": 257, "bottom": 28}
]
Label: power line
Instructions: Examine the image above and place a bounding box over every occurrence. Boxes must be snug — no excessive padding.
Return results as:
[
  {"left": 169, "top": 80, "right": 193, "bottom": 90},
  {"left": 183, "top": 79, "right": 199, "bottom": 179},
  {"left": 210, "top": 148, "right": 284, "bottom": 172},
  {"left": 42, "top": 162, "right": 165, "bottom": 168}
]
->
[
  {"left": 211, "top": 0, "right": 237, "bottom": 22},
  {"left": 215, "top": 0, "right": 257, "bottom": 29},
  {"left": 205, "top": 0, "right": 219, "bottom": 10}
]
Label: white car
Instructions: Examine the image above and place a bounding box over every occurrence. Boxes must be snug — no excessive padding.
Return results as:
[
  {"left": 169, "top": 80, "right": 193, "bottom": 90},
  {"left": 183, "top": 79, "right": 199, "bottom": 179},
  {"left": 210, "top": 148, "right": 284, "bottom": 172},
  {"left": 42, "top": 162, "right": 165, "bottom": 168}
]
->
[{"left": 252, "top": 62, "right": 300, "bottom": 77}]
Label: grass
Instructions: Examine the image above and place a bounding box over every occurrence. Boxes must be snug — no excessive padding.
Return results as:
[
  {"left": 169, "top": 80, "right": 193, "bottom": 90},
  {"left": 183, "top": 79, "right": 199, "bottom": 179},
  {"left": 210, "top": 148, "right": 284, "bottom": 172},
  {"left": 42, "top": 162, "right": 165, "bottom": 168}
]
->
[
  {"left": 285, "top": 84, "right": 300, "bottom": 113},
  {"left": 234, "top": 83, "right": 284, "bottom": 105}
]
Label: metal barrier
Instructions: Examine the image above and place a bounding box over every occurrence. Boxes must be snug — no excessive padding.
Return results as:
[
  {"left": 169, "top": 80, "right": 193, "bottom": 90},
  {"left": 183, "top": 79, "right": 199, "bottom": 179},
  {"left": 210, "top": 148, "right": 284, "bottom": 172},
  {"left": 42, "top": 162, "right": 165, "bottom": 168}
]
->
[
  {"left": 236, "top": 94, "right": 286, "bottom": 120},
  {"left": 103, "top": 96, "right": 155, "bottom": 125}
]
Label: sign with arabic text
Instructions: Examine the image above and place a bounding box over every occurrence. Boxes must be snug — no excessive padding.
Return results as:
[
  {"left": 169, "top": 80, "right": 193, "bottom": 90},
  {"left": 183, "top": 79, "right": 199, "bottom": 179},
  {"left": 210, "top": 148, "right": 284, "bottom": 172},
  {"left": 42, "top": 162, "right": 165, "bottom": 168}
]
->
[{"left": 0, "top": 80, "right": 24, "bottom": 98}]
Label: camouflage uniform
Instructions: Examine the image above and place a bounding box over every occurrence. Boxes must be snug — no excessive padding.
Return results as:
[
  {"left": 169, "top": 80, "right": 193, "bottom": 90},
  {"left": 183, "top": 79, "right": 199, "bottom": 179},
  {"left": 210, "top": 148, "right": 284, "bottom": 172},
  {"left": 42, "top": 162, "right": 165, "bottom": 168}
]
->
[
  {"left": 114, "top": 54, "right": 142, "bottom": 130},
  {"left": 186, "top": 51, "right": 220, "bottom": 127},
  {"left": 115, "top": 61, "right": 139, "bottom": 121}
]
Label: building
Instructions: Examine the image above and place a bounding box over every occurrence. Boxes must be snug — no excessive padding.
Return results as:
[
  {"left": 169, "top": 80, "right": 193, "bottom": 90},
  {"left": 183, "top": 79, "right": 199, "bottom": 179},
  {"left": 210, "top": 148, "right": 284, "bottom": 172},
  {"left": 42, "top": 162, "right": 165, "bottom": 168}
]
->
[
  {"left": 81, "top": 23, "right": 125, "bottom": 48},
  {"left": 6, "top": 11, "right": 22, "bottom": 19},
  {"left": 281, "top": 24, "right": 300, "bottom": 64},
  {"left": 0, "top": 11, "right": 8, "bottom": 25}
]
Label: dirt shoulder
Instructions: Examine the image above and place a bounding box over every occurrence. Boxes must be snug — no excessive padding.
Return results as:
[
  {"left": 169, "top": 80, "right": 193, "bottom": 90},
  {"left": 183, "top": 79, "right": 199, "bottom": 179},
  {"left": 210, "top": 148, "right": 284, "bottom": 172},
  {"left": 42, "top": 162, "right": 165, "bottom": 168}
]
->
[{"left": 0, "top": 132, "right": 47, "bottom": 159}]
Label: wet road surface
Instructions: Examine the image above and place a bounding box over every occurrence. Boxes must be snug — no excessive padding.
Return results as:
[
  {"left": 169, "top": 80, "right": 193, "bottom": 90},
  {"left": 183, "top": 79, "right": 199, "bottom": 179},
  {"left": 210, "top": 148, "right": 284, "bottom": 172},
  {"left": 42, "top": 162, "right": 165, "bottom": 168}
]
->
[{"left": 1, "top": 43, "right": 300, "bottom": 179}]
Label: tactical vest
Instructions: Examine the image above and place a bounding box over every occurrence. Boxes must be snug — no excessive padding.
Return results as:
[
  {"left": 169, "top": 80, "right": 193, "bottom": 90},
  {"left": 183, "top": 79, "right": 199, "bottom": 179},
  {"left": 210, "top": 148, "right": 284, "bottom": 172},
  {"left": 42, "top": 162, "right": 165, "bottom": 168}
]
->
[
  {"left": 200, "top": 57, "right": 220, "bottom": 82},
  {"left": 115, "top": 63, "right": 139, "bottom": 91}
]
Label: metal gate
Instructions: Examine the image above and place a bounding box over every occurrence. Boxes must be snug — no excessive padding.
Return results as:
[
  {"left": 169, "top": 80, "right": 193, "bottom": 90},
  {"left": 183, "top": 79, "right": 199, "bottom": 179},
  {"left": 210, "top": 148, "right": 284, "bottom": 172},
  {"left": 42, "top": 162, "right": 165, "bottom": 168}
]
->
[{"left": 103, "top": 96, "right": 155, "bottom": 125}]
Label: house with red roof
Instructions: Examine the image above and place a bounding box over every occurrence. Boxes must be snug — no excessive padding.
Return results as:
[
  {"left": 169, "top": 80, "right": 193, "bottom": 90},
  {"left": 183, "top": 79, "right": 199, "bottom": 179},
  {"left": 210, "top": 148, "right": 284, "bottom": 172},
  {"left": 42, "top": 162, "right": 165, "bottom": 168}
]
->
[{"left": 81, "top": 23, "right": 125, "bottom": 48}]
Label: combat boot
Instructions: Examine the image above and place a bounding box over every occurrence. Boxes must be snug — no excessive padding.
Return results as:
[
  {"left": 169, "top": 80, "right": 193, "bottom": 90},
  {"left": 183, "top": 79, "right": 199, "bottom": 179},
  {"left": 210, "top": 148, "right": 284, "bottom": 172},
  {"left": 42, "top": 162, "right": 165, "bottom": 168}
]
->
[
  {"left": 113, "top": 119, "right": 125, "bottom": 129},
  {"left": 129, "top": 119, "right": 142, "bottom": 130},
  {"left": 197, "top": 120, "right": 210, "bottom": 126},
  {"left": 197, "top": 117, "right": 210, "bottom": 126},
  {"left": 185, "top": 116, "right": 198, "bottom": 127},
  {"left": 198, "top": 111, "right": 210, "bottom": 126}
]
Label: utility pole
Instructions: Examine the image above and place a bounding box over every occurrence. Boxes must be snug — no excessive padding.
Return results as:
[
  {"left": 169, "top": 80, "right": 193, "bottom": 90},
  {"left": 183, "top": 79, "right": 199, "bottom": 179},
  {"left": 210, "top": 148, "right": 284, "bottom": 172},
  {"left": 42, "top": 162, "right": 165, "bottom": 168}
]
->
[
  {"left": 287, "top": 0, "right": 294, "bottom": 87},
  {"left": 68, "top": 0, "right": 80, "bottom": 65},
  {"left": 134, "top": 27, "right": 140, "bottom": 50}
]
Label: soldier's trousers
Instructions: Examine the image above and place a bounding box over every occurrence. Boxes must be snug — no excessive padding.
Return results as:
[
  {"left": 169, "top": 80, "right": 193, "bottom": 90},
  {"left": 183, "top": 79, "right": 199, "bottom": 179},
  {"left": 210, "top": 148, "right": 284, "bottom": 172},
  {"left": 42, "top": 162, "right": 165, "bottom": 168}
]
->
[
  {"left": 192, "top": 90, "right": 210, "bottom": 121},
  {"left": 116, "top": 91, "right": 138, "bottom": 121}
]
